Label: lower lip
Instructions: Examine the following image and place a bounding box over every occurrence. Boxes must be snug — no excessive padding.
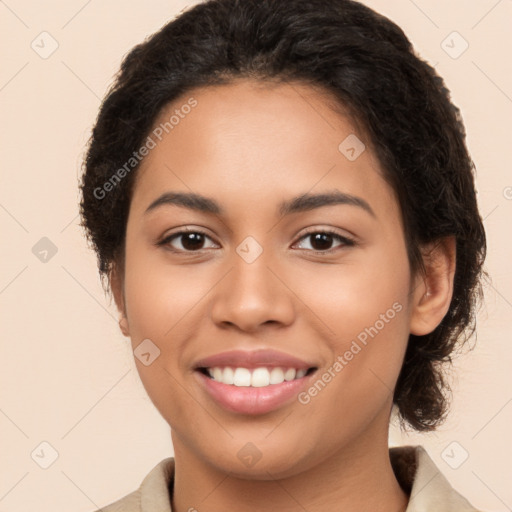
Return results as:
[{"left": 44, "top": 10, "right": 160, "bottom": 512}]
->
[{"left": 195, "top": 370, "right": 315, "bottom": 415}]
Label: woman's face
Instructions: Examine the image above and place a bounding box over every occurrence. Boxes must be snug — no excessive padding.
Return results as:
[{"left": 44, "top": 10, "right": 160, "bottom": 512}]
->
[{"left": 115, "top": 79, "right": 422, "bottom": 478}]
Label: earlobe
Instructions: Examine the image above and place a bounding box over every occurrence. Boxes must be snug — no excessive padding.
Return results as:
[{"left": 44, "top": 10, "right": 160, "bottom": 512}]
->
[
  {"left": 110, "top": 264, "right": 130, "bottom": 338},
  {"left": 118, "top": 316, "right": 130, "bottom": 337},
  {"left": 409, "top": 236, "right": 456, "bottom": 336}
]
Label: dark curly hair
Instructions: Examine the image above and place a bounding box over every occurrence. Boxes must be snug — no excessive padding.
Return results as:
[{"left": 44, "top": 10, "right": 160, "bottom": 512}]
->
[{"left": 79, "top": 0, "right": 487, "bottom": 431}]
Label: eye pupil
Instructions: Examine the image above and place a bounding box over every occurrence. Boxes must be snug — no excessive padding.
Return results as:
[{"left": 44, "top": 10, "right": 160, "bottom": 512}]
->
[
  {"left": 310, "top": 233, "right": 333, "bottom": 250},
  {"left": 182, "top": 232, "right": 205, "bottom": 251}
]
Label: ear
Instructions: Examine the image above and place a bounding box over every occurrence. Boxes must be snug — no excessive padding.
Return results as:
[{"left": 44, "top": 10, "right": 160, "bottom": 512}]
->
[
  {"left": 409, "top": 236, "right": 456, "bottom": 336},
  {"left": 110, "top": 263, "right": 130, "bottom": 337}
]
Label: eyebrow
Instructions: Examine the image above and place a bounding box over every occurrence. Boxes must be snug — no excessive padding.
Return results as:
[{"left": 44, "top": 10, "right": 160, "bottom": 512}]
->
[{"left": 144, "top": 190, "right": 376, "bottom": 218}]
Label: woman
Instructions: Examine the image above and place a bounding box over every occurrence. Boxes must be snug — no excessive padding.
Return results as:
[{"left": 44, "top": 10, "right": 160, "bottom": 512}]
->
[{"left": 79, "top": 0, "right": 487, "bottom": 510}]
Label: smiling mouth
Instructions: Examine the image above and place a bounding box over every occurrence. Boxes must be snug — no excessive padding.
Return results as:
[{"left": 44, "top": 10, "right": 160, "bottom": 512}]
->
[{"left": 197, "top": 366, "right": 317, "bottom": 387}]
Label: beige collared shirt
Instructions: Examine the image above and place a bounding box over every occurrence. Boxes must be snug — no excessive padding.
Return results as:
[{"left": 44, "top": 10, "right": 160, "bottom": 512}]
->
[{"left": 93, "top": 445, "right": 482, "bottom": 511}]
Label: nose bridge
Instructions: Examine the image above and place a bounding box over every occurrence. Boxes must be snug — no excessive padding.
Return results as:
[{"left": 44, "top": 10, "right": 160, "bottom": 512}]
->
[
  {"left": 229, "top": 236, "right": 277, "bottom": 305},
  {"left": 233, "top": 238, "right": 272, "bottom": 291},
  {"left": 210, "top": 235, "right": 294, "bottom": 330}
]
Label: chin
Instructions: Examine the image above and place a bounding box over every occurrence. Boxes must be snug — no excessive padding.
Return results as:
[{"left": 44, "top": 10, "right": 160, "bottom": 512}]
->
[{"left": 197, "top": 438, "right": 320, "bottom": 481}]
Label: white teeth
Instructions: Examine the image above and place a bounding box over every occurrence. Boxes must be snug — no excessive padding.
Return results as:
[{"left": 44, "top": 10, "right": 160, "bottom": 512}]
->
[
  {"left": 296, "top": 368, "right": 307, "bottom": 378},
  {"left": 223, "top": 367, "right": 234, "bottom": 385},
  {"left": 251, "top": 368, "right": 270, "bottom": 387},
  {"left": 233, "top": 368, "right": 252, "bottom": 386},
  {"left": 213, "top": 367, "right": 223, "bottom": 381},
  {"left": 284, "top": 368, "right": 296, "bottom": 381},
  {"left": 205, "top": 366, "right": 310, "bottom": 387},
  {"left": 269, "top": 367, "right": 285, "bottom": 384}
]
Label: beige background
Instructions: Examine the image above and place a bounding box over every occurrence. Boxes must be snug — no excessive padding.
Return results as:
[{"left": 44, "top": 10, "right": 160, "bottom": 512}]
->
[{"left": 0, "top": 0, "right": 511, "bottom": 510}]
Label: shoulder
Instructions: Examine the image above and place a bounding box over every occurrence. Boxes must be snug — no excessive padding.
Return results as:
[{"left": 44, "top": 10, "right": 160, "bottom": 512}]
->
[
  {"left": 89, "top": 457, "right": 175, "bottom": 512},
  {"left": 390, "top": 445, "right": 485, "bottom": 512}
]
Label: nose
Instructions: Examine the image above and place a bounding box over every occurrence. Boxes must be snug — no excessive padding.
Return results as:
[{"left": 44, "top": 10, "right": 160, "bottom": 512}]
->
[{"left": 210, "top": 246, "right": 295, "bottom": 333}]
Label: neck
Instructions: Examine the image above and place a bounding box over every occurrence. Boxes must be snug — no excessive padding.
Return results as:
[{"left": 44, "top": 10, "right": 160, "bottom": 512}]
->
[{"left": 170, "top": 421, "right": 409, "bottom": 512}]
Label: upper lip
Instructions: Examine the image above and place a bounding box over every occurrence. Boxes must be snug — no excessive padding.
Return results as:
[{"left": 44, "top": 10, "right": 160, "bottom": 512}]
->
[{"left": 193, "top": 349, "right": 317, "bottom": 370}]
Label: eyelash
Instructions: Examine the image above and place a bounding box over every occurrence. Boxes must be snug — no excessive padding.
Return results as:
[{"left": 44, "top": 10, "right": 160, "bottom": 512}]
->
[{"left": 157, "top": 227, "right": 356, "bottom": 255}]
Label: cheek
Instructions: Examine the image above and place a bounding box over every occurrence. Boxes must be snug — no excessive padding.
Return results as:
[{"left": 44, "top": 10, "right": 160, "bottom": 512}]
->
[
  {"left": 294, "top": 244, "right": 410, "bottom": 382},
  {"left": 294, "top": 240, "right": 411, "bottom": 343},
  {"left": 121, "top": 257, "right": 204, "bottom": 429},
  {"left": 302, "top": 269, "right": 409, "bottom": 400},
  {"left": 295, "top": 249, "right": 411, "bottom": 432},
  {"left": 123, "top": 241, "right": 210, "bottom": 341},
  {"left": 121, "top": 242, "right": 206, "bottom": 401},
  {"left": 293, "top": 296, "right": 410, "bottom": 459}
]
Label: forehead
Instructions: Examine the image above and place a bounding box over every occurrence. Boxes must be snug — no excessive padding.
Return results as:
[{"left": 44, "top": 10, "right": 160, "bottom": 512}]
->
[{"left": 129, "top": 79, "right": 398, "bottom": 223}]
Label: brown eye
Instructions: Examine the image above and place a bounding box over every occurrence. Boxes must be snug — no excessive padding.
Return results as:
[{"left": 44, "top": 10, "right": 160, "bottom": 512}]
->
[
  {"left": 309, "top": 232, "right": 335, "bottom": 251},
  {"left": 159, "top": 230, "right": 218, "bottom": 253},
  {"left": 294, "top": 230, "right": 355, "bottom": 253}
]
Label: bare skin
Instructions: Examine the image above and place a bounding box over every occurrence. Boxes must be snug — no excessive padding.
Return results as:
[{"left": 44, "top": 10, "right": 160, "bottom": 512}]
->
[{"left": 111, "top": 78, "right": 455, "bottom": 512}]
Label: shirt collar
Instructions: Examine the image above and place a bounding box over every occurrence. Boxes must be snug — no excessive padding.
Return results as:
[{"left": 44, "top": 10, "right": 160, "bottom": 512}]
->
[{"left": 391, "top": 445, "right": 480, "bottom": 511}]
